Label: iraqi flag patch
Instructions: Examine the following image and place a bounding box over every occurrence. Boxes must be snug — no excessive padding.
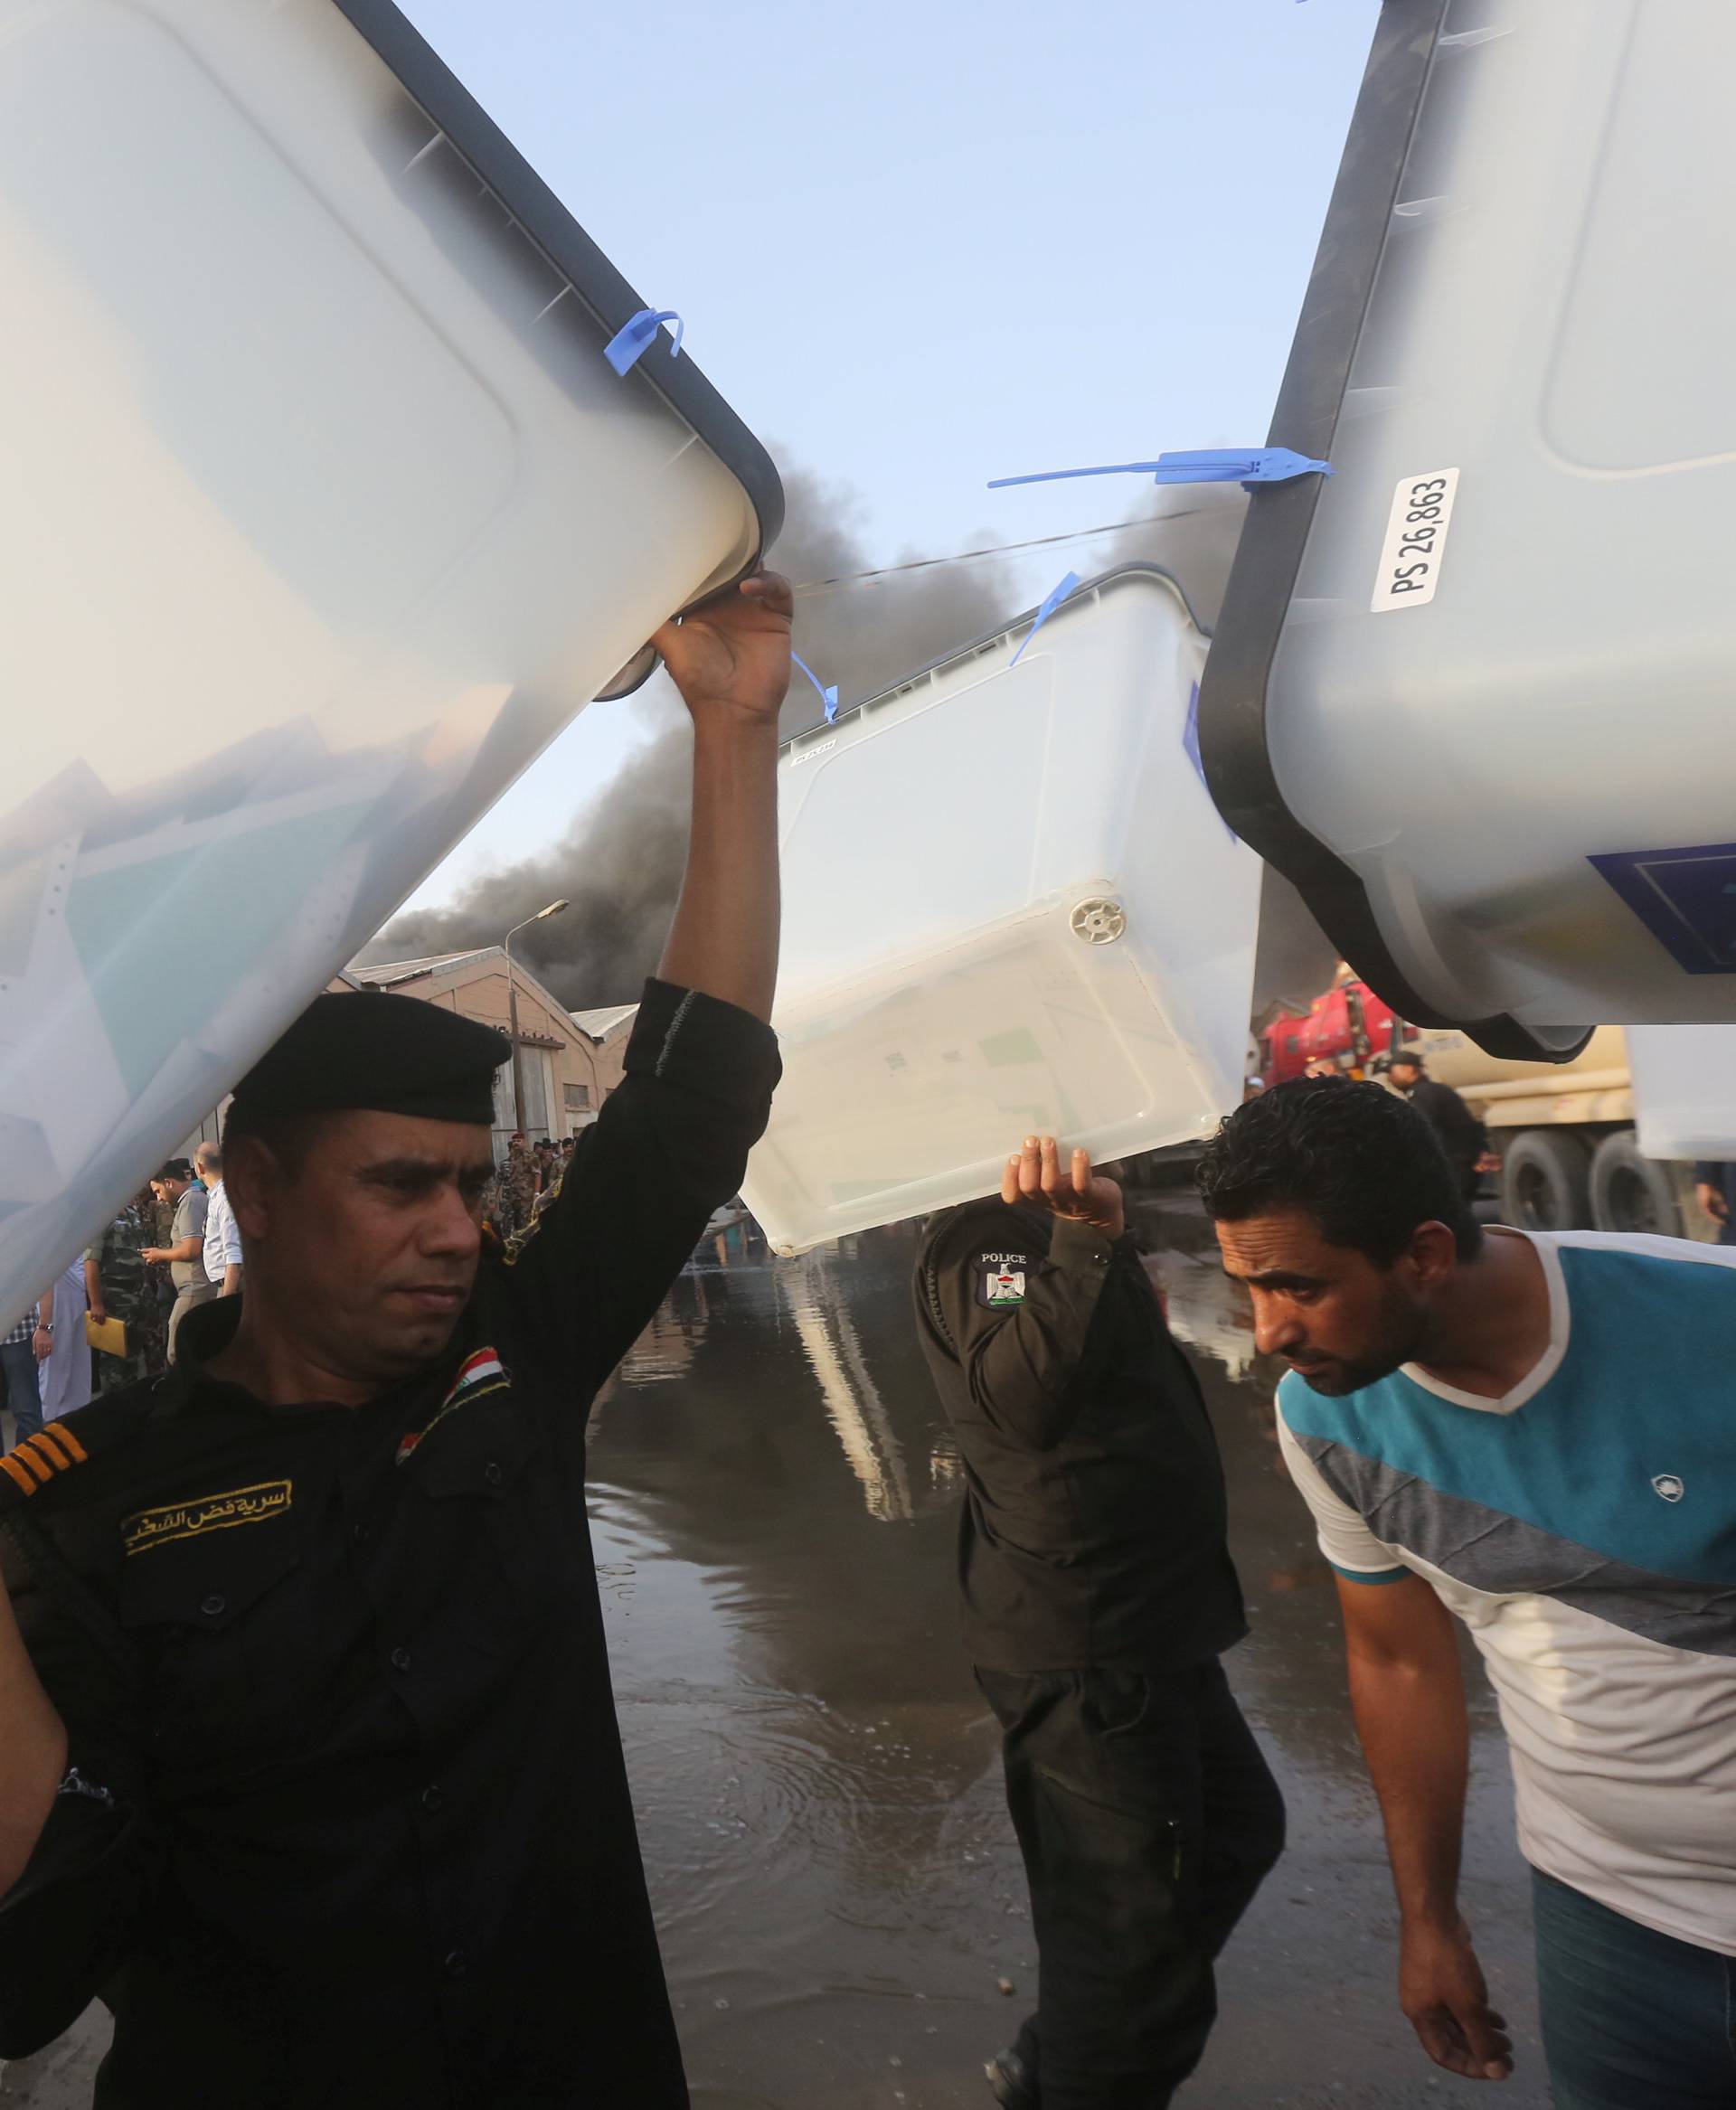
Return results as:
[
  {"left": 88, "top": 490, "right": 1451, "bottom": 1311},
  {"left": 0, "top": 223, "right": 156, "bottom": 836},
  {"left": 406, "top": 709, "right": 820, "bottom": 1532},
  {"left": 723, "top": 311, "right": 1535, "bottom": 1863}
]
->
[{"left": 397, "top": 1346, "right": 510, "bottom": 1465}]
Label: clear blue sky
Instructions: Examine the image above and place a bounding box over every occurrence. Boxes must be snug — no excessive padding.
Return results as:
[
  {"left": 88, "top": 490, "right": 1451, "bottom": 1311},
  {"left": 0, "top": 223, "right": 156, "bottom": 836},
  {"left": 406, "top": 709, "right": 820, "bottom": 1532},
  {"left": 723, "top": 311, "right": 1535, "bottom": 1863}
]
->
[{"left": 399, "top": 0, "right": 1382, "bottom": 908}]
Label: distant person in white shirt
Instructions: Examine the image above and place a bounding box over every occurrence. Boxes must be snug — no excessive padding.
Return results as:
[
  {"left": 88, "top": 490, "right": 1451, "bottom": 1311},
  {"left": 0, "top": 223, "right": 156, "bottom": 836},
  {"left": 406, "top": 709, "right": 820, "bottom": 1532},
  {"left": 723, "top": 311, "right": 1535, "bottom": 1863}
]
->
[
  {"left": 33, "top": 1251, "right": 100, "bottom": 1422},
  {"left": 195, "top": 1142, "right": 242, "bottom": 1296}
]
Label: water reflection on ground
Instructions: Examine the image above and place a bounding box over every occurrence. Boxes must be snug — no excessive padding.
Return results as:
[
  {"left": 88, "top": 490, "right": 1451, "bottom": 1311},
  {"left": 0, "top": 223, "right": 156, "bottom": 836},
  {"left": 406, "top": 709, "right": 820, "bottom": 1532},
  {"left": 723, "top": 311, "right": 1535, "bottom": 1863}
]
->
[
  {"left": 0, "top": 1199, "right": 1550, "bottom": 2109},
  {"left": 588, "top": 1195, "right": 1550, "bottom": 2109}
]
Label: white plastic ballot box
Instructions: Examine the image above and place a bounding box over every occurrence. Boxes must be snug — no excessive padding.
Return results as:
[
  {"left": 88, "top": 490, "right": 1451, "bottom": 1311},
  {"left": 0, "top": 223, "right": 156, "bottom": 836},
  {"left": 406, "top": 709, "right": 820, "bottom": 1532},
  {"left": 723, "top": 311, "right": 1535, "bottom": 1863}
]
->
[
  {"left": 1628, "top": 1028, "right": 1736, "bottom": 1166},
  {"left": 741, "top": 566, "right": 1262, "bottom": 1255},
  {"left": 1199, "top": 0, "right": 1736, "bottom": 1064},
  {"left": 0, "top": 0, "right": 779, "bottom": 1327}
]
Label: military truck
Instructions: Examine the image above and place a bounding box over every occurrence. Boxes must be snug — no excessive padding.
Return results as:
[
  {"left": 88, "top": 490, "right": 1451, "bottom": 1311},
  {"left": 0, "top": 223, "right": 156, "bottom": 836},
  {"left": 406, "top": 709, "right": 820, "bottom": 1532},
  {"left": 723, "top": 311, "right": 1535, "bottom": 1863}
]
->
[
  {"left": 1256, "top": 967, "right": 1729, "bottom": 1239},
  {"left": 1401, "top": 1026, "right": 1720, "bottom": 1241}
]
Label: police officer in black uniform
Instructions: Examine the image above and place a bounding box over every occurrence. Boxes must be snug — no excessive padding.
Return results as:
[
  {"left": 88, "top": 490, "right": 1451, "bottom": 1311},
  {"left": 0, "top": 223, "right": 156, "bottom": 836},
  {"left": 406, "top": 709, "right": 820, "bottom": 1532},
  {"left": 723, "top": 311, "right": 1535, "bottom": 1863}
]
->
[
  {"left": 1386, "top": 1049, "right": 1486, "bottom": 1204},
  {"left": 0, "top": 572, "right": 792, "bottom": 2108},
  {"left": 914, "top": 1137, "right": 1284, "bottom": 2110}
]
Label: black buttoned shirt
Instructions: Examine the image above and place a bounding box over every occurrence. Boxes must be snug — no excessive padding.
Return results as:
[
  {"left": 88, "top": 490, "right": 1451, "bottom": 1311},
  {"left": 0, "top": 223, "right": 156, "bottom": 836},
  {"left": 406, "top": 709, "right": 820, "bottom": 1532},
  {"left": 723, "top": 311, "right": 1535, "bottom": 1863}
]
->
[{"left": 0, "top": 979, "right": 778, "bottom": 2109}]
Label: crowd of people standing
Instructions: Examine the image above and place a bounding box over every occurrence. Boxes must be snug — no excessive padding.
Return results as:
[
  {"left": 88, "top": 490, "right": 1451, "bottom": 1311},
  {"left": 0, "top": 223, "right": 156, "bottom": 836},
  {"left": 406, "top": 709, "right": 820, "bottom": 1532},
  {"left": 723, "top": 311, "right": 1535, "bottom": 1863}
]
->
[
  {"left": 0, "top": 1140, "right": 246, "bottom": 1455},
  {"left": 2, "top": 1125, "right": 586, "bottom": 1457},
  {"left": 488, "top": 1128, "right": 577, "bottom": 1242}
]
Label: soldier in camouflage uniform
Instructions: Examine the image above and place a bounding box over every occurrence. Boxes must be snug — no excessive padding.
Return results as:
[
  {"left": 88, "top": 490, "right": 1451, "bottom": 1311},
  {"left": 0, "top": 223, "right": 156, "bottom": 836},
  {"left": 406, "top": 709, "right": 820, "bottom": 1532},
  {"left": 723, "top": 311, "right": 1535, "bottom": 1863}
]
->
[
  {"left": 495, "top": 1134, "right": 538, "bottom": 1242},
  {"left": 140, "top": 1185, "right": 175, "bottom": 1371},
  {"left": 93, "top": 1186, "right": 172, "bottom": 1393}
]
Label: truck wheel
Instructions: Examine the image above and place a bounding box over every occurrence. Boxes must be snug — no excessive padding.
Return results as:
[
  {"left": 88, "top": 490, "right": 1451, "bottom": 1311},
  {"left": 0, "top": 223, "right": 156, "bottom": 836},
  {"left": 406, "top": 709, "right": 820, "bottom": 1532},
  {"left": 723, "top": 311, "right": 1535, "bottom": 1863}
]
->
[
  {"left": 1589, "top": 1131, "right": 1683, "bottom": 1238},
  {"left": 1498, "top": 1132, "right": 1591, "bottom": 1231}
]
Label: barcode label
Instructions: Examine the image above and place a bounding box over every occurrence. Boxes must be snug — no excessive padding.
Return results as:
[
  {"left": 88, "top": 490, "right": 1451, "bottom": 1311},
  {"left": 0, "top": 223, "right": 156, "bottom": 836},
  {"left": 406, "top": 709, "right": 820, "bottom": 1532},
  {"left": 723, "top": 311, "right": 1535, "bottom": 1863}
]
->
[{"left": 1371, "top": 468, "right": 1459, "bottom": 613}]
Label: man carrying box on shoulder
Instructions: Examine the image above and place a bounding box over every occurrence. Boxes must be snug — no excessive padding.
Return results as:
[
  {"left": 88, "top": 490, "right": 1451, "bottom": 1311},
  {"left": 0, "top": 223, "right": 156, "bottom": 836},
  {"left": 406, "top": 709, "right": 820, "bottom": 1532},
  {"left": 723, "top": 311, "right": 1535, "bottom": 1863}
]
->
[
  {"left": 914, "top": 1135, "right": 1283, "bottom": 2110},
  {"left": 0, "top": 573, "right": 791, "bottom": 2109}
]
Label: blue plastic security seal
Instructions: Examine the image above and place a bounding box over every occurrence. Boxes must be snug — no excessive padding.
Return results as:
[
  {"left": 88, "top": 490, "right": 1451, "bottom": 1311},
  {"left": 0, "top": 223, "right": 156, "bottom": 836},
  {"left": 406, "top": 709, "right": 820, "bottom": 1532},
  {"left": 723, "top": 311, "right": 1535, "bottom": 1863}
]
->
[
  {"left": 792, "top": 651, "right": 840, "bottom": 724},
  {"left": 989, "top": 447, "right": 1331, "bottom": 492},
  {"left": 1183, "top": 681, "right": 1205, "bottom": 785},
  {"left": 604, "top": 308, "right": 685, "bottom": 377},
  {"left": 1184, "top": 681, "right": 1237, "bottom": 840},
  {"left": 1008, "top": 571, "right": 1081, "bottom": 668},
  {"left": 1153, "top": 448, "right": 1332, "bottom": 485}
]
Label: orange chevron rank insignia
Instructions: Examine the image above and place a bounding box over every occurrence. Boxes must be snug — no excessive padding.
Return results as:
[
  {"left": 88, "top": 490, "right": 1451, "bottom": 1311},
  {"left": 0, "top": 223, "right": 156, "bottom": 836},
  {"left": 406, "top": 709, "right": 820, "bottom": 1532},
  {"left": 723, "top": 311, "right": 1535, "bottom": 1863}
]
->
[{"left": 0, "top": 1419, "right": 90, "bottom": 1500}]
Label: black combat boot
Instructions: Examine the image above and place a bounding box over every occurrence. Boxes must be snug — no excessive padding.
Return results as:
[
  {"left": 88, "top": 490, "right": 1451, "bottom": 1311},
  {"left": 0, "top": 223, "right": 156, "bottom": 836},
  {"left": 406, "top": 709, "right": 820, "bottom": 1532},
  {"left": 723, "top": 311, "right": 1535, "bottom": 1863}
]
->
[{"left": 986, "top": 2044, "right": 1039, "bottom": 2107}]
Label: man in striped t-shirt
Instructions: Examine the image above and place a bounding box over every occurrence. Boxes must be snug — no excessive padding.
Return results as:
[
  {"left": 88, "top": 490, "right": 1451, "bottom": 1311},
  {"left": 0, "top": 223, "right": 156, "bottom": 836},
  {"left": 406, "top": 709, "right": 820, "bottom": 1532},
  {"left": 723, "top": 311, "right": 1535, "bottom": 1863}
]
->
[{"left": 1198, "top": 1078, "right": 1735, "bottom": 2110}]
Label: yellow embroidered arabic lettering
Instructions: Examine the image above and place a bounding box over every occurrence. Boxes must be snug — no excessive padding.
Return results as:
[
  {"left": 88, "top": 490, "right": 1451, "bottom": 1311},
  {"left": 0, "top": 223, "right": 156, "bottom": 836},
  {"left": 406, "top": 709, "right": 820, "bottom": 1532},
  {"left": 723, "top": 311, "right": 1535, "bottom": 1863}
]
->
[{"left": 123, "top": 1480, "right": 293, "bottom": 1557}]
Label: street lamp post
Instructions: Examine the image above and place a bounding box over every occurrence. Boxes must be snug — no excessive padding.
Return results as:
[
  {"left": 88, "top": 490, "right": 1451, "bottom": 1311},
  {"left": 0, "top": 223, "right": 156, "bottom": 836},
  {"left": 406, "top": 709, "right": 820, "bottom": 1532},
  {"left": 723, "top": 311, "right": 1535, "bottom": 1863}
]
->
[{"left": 504, "top": 900, "right": 568, "bottom": 1138}]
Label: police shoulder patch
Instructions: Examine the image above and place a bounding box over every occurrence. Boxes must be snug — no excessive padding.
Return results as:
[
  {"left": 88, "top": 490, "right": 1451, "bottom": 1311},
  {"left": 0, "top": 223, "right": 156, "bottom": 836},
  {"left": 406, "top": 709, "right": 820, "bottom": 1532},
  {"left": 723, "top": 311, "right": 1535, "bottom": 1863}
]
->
[
  {"left": 975, "top": 1252, "right": 1032, "bottom": 1309},
  {"left": 0, "top": 1388, "right": 158, "bottom": 1518}
]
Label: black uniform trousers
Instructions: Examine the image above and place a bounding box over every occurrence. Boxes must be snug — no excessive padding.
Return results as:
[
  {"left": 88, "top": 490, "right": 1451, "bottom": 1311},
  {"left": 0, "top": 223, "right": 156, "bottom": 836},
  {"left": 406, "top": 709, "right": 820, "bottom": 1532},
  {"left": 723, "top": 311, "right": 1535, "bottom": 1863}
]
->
[{"left": 976, "top": 1658, "right": 1285, "bottom": 2110}]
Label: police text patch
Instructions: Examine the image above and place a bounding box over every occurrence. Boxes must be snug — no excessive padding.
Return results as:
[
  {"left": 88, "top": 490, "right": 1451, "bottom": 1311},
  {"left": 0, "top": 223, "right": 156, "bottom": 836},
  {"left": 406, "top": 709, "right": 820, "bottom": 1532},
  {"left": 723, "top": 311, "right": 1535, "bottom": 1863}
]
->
[
  {"left": 123, "top": 1480, "right": 293, "bottom": 1557},
  {"left": 976, "top": 1253, "right": 1031, "bottom": 1308}
]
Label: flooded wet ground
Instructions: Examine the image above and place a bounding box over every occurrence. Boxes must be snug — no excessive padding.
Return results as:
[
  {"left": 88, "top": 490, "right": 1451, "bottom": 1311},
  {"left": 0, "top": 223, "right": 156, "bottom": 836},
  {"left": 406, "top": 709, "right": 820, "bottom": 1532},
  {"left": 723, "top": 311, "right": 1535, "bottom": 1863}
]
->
[
  {"left": 587, "top": 1193, "right": 1548, "bottom": 2109},
  {"left": 3, "top": 1193, "right": 1549, "bottom": 2106}
]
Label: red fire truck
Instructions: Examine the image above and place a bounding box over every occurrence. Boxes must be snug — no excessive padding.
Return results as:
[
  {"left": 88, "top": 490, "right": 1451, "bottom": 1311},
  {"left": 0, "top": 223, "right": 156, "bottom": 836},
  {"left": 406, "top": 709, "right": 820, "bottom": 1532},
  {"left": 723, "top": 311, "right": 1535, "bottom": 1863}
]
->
[{"left": 1260, "top": 968, "right": 1403, "bottom": 1085}]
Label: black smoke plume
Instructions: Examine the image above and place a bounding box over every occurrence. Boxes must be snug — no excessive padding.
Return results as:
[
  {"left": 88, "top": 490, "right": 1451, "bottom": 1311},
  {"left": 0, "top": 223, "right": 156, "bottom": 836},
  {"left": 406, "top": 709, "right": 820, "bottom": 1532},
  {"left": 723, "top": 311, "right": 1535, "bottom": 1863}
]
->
[
  {"left": 362, "top": 460, "right": 1019, "bottom": 1004},
  {"left": 363, "top": 465, "right": 1335, "bottom": 1017}
]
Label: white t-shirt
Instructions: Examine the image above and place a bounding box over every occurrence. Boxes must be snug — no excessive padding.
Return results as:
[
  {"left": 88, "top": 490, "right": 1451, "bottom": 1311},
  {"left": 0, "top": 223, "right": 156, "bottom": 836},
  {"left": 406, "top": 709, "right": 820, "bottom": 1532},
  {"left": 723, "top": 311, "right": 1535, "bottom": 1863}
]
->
[
  {"left": 1278, "top": 1229, "right": 1736, "bottom": 1957},
  {"left": 203, "top": 1181, "right": 241, "bottom": 1286}
]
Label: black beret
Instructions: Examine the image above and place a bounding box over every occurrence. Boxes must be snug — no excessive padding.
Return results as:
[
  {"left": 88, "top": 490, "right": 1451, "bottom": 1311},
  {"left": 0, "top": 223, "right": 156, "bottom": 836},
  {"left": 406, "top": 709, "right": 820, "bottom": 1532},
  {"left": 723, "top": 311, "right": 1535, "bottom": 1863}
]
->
[{"left": 231, "top": 993, "right": 509, "bottom": 1126}]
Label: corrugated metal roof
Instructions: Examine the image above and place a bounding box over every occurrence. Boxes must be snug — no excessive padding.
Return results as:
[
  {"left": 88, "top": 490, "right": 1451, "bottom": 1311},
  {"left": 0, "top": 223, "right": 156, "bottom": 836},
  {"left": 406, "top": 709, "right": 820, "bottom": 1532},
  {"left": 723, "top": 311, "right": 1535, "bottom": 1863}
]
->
[
  {"left": 356, "top": 947, "right": 607, "bottom": 1050},
  {"left": 354, "top": 947, "right": 499, "bottom": 986},
  {"left": 570, "top": 1003, "right": 638, "bottom": 1040}
]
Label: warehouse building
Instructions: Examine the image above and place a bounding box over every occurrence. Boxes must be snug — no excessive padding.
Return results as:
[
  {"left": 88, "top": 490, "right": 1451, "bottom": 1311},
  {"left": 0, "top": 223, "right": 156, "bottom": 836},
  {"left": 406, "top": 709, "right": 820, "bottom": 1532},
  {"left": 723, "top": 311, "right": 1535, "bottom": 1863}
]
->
[{"left": 353, "top": 949, "right": 635, "bottom": 1154}]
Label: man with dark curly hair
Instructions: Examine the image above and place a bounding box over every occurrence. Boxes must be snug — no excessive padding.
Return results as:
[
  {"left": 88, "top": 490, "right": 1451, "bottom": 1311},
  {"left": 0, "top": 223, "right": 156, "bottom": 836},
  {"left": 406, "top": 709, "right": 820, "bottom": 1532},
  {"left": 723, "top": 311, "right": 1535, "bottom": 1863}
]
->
[{"left": 1197, "top": 1078, "right": 1736, "bottom": 2110}]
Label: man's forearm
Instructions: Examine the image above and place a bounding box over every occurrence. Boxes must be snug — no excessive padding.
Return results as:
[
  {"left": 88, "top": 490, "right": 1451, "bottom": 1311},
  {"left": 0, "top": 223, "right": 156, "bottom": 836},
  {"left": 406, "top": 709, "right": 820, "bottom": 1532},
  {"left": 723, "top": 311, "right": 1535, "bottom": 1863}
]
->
[
  {"left": 0, "top": 1582, "right": 67, "bottom": 1898},
  {"left": 222, "top": 1264, "right": 242, "bottom": 1297},
  {"left": 143, "top": 1238, "right": 199, "bottom": 1266},
  {"left": 656, "top": 719, "right": 780, "bottom": 1024},
  {"left": 1346, "top": 1644, "right": 1469, "bottom": 1926}
]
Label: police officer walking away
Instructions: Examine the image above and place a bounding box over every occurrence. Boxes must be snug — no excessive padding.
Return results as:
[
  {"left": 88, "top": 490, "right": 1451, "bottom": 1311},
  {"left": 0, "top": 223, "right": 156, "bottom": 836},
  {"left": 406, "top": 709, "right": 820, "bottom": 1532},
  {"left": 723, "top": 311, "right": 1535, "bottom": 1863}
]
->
[
  {"left": 0, "top": 572, "right": 791, "bottom": 2107},
  {"left": 1387, "top": 1048, "right": 1486, "bottom": 1203},
  {"left": 914, "top": 1137, "right": 1284, "bottom": 2109}
]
